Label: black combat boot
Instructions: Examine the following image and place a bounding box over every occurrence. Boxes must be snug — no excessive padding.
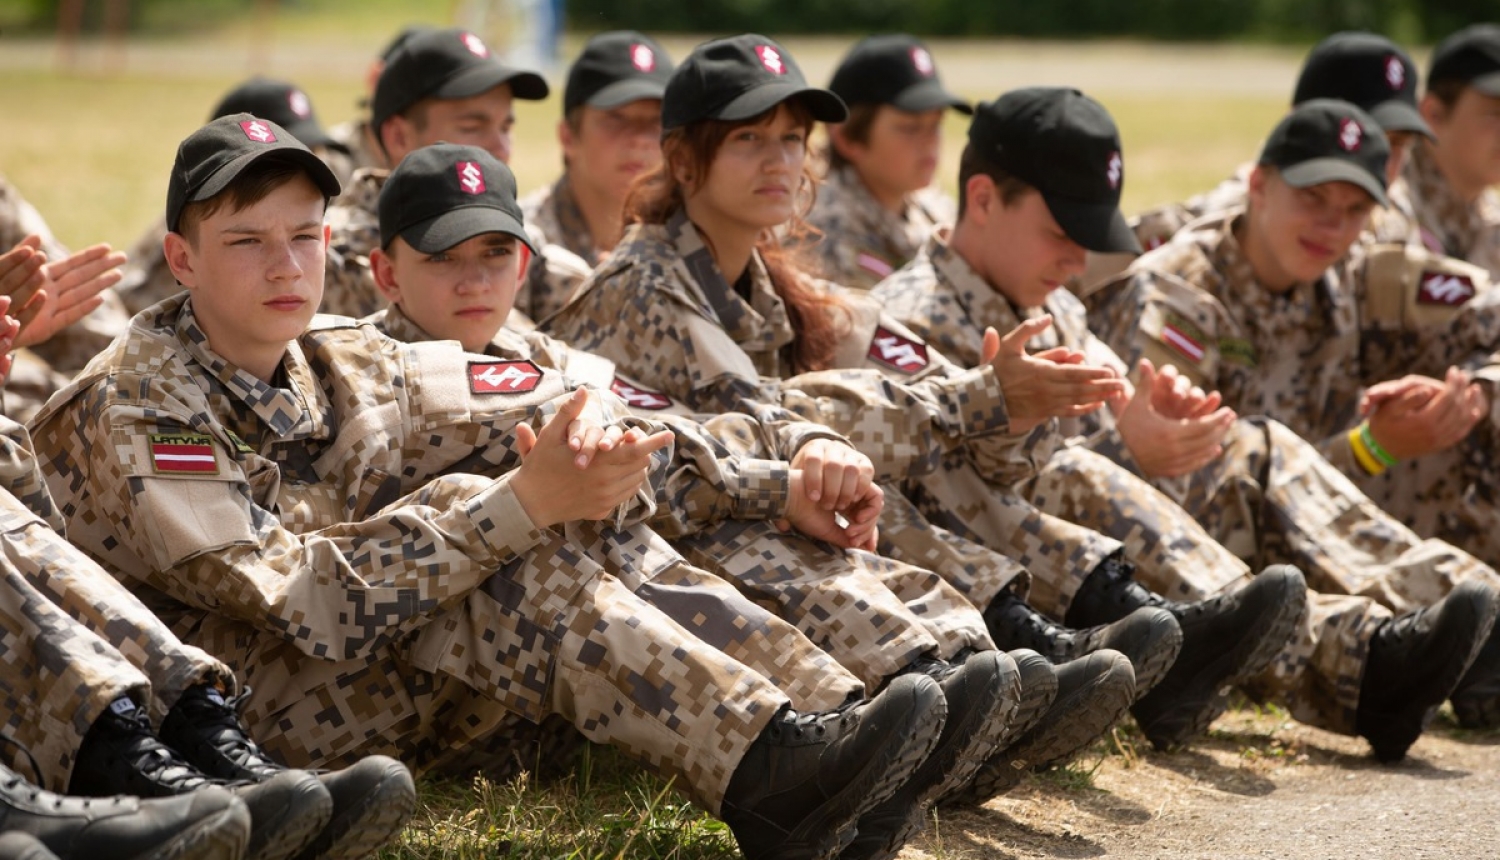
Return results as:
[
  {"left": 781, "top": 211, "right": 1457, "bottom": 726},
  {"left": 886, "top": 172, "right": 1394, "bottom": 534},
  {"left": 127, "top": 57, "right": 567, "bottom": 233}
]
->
[
  {"left": 0, "top": 832, "right": 59, "bottom": 860},
  {"left": 70, "top": 695, "right": 330, "bottom": 860},
  {"left": 839, "top": 651, "right": 1020, "bottom": 860},
  {"left": 1358, "top": 580, "right": 1498, "bottom": 762},
  {"left": 993, "top": 650, "right": 1060, "bottom": 752},
  {"left": 721, "top": 673, "right": 946, "bottom": 860},
  {"left": 1, "top": 761, "right": 248, "bottom": 860},
  {"left": 160, "top": 685, "right": 416, "bottom": 860},
  {"left": 985, "top": 584, "right": 1181, "bottom": 699},
  {"left": 1070, "top": 561, "right": 1309, "bottom": 750},
  {"left": 1448, "top": 620, "right": 1500, "bottom": 730},
  {"left": 943, "top": 649, "right": 1136, "bottom": 806}
]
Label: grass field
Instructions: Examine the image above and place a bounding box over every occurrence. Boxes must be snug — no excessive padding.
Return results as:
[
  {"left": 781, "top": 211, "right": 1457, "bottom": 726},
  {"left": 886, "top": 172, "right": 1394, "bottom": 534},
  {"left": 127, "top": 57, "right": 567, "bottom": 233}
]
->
[{"left": 0, "top": 6, "right": 1432, "bottom": 859}]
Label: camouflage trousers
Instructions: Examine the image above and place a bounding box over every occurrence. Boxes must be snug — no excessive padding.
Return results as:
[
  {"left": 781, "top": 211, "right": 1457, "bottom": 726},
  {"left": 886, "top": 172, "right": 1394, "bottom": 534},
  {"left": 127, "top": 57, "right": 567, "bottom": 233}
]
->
[
  {"left": 1040, "top": 418, "right": 1498, "bottom": 733},
  {"left": 0, "top": 513, "right": 228, "bottom": 791},
  {"left": 1, "top": 349, "right": 70, "bottom": 426},
  {"left": 187, "top": 480, "right": 856, "bottom": 814},
  {"left": 1349, "top": 420, "right": 1500, "bottom": 569},
  {"left": 672, "top": 510, "right": 994, "bottom": 692}
]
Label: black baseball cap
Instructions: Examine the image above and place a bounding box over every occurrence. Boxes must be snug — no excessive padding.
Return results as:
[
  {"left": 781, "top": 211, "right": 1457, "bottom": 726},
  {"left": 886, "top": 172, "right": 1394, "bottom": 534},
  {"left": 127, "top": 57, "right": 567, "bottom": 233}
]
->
[
  {"left": 1257, "top": 99, "right": 1389, "bottom": 206},
  {"left": 564, "top": 31, "right": 674, "bottom": 114},
  {"left": 662, "top": 34, "right": 847, "bottom": 131},
  {"left": 167, "top": 113, "right": 341, "bottom": 232},
  {"left": 828, "top": 34, "right": 971, "bottom": 115},
  {"left": 1429, "top": 24, "right": 1500, "bottom": 97},
  {"left": 1292, "top": 32, "right": 1431, "bottom": 138},
  {"left": 379, "top": 143, "right": 535, "bottom": 254},
  {"left": 211, "top": 77, "right": 342, "bottom": 151},
  {"left": 968, "top": 87, "right": 1138, "bottom": 254},
  {"left": 380, "top": 25, "right": 433, "bottom": 63},
  {"left": 372, "top": 28, "right": 550, "bottom": 134}
]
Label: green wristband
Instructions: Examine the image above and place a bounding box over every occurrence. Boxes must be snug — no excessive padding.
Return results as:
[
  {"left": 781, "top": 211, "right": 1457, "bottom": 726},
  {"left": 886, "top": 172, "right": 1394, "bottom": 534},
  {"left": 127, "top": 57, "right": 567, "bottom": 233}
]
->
[{"left": 1360, "top": 422, "right": 1399, "bottom": 467}]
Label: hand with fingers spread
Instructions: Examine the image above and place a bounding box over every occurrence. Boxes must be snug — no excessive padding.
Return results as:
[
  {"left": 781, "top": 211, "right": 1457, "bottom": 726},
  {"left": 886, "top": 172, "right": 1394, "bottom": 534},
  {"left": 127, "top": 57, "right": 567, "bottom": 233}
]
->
[
  {"left": 0, "top": 243, "right": 47, "bottom": 328},
  {"left": 981, "top": 317, "right": 1128, "bottom": 435},
  {"left": 1148, "top": 359, "right": 1223, "bottom": 420},
  {"left": 12, "top": 236, "right": 125, "bottom": 348},
  {"left": 1113, "top": 358, "right": 1237, "bottom": 478},
  {"left": 780, "top": 470, "right": 884, "bottom": 552},
  {"left": 1361, "top": 367, "right": 1486, "bottom": 461},
  {"left": 511, "top": 388, "right": 673, "bottom": 527}
]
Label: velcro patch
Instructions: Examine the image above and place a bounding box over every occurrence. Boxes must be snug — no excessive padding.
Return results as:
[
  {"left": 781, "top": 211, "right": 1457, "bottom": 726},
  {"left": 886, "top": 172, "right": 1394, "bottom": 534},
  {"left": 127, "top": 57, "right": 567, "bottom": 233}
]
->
[
  {"left": 150, "top": 433, "right": 219, "bottom": 475},
  {"left": 1159, "top": 313, "right": 1209, "bottom": 363},
  {"left": 1218, "top": 337, "right": 1258, "bottom": 368},
  {"left": 610, "top": 377, "right": 672, "bottom": 410},
  {"left": 469, "top": 360, "right": 542, "bottom": 394},
  {"left": 866, "top": 325, "right": 929, "bottom": 372},
  {"left": 1416, "top": 270, "right": 1475, "bottom": 306}
]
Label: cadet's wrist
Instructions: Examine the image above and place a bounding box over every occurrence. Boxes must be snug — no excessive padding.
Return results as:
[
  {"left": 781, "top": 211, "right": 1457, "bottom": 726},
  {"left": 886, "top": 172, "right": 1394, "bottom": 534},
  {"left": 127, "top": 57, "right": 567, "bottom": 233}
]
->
[{"left": 1349, "top": 421, "right": 1398, "bottom": 476}]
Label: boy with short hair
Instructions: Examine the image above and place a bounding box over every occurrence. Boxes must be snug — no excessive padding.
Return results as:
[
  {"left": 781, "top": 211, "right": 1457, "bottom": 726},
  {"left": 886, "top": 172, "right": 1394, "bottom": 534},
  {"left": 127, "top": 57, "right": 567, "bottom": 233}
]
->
[{"left": 31, "top": 113, "right": 951, "bottom": 860}]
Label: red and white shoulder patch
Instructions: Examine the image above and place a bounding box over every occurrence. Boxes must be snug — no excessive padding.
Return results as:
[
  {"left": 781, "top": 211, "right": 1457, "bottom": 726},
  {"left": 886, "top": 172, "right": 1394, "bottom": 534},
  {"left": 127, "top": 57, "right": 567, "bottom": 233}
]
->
[
  {"left": 469, "top": 360, "right": 542, "bottom": 394},
  {"left": 867, "top": 325, "right": 929, "bottom": 372},
  {"left": 610, "top": 377, "right": 673, "bottom": 410},
  {"left": 1416, "top": 270, "right": 1476, "bottom": 306},
  {"left": 149, "top": 433, "right": 219, "bottom": 475}
]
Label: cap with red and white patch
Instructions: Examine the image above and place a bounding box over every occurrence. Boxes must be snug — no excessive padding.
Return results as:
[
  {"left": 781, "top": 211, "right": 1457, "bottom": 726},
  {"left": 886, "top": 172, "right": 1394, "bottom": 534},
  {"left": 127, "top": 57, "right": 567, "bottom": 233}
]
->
[
  {"left": 563, "top": 30, "right": 675, "bottom": 114},
  {"left": 373, "top": 27, "right": 550, "bottom": 133},
  {"left": 662, "top": 34, "right": 846, "bottom": 131},
  {"left": 1257, "top": 98, "right": 1389, "bottom": 207},
  {"left": 828, "top": 34, "right": 971, "bottom": 115},
  {"left": 210, "top": 76, "right": 342, "bottom": 151},
  {"left": 378, "top": 142, "right": 535, "bottom": 255},
  {"left": 167, "top": 113, "right": 341, "bottom": 232}
]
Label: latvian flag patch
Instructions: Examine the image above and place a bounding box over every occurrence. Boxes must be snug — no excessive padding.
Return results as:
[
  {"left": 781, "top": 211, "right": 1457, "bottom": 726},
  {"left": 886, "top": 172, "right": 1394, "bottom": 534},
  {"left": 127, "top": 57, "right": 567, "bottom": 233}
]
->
[
  {"left": 149, "top": 433, "right": 220, "bottom": 475},
  {"left": 1160, "top": 317, "right": 1206, "bottom": 363}
]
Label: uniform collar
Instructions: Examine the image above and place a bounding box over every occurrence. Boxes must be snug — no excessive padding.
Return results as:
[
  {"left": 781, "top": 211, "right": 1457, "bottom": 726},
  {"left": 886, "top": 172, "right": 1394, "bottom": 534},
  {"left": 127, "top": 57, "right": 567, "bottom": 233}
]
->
[
  {"left": 372, "top": 302, "right": 538, "bottom": 362},
  {"left": 174, "top": 298, "right": 326, "bottom": 440},
  {"left": 1404, "top": 141, "right": 1484, "bottom": 258},
  {"left": 927, "top": 231, "right": 1032, "bottom": 336},
  {"left": 547, "top": 173, "right": 598, "bottom": 264},
  {"left": 1212, "top": 209, "right": 1345, "bottom": 337},
  {"left": 665, "top": 209, "right": 796, "bottom": 357}
]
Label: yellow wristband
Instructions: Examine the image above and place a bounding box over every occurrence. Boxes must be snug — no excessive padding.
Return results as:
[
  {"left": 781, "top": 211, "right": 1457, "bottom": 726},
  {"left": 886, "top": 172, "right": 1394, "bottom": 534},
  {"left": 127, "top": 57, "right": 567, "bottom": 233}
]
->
[{"left": 1348, "top": 425, "right": 1387, "bottom": 476}]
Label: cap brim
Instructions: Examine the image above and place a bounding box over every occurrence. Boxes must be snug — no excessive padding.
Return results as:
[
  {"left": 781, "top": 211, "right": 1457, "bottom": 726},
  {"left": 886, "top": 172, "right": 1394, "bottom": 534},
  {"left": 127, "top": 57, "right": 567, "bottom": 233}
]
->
[
  {"left": 717, "top": 82, "right": 848, "bottom": 124},
  {"left": 190, "top": 146, "right": 342, "bottom": 211},
  {"left": 1044, "top": 195, "right": 1142, "bottom": 255},
  {"left": 889, "top": 81, "right": 973, "bottom": 115},
  {"left": 436, "top": 64, "right": 551, "bottom": 102},
  {"left": 1472, "top": 70, "right": 1500, "bottom": 98},
  {"left": 1280, "top": 158, "right": 1389, "bottom": 207},
  {"left": 282, "top": 119, "right": 341, "bottom": 152},
  {"left": 585, "top": 79, "right": 667, "bottom": 109},
  {"left": 1368, "top": 101, "right": 1434, "bottom": 140},
  {"left": 399, "top": 206, "right": 537, "bottom": 255}
]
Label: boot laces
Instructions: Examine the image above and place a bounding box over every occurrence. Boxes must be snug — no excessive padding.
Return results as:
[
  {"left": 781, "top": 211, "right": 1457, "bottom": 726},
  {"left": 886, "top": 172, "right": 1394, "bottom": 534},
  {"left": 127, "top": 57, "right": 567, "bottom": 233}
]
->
[
  {"left": 110, "top": 708, "right": 213, "bottom": 792},
  {"left": 176, "top": 687, "right": 283, "bottom": 778}
]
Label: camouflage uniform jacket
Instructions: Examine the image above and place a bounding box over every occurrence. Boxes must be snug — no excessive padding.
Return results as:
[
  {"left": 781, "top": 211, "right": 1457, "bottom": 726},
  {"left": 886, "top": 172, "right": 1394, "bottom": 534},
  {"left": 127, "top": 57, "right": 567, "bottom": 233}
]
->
[
  {"left": 521, "top": 174, "right": 600, "bottom": 267},
  {"left": 1399, "top": 142, "right": 1500, "bottom": 279},
  {"left": 326, "top": 118, "right": 384, "bottom": 189},
  {"left": 803, "top": 164, "right": 953, "bottom": 290},
  {"left": 1081, "top": 209, "right": 1500, "bottom": 479},
  {"left": 30, "top": 295, "right": 803, "bottom": 677},
  {"left": 873, "top": 232, "right": 1149, "bottom": 477},
  {"left": 544, "top": 211, "right": 1027, "bottom": 484}
]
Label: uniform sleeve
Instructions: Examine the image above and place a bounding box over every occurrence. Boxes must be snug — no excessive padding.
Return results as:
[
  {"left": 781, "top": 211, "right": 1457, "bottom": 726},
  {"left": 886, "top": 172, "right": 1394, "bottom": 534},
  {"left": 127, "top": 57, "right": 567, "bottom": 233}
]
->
[
  {"left": 0, "top": 414, "right": 61, "bottom": 532},
  {"left": 64, "top": 395, "right": 551, "bottom": 663}
]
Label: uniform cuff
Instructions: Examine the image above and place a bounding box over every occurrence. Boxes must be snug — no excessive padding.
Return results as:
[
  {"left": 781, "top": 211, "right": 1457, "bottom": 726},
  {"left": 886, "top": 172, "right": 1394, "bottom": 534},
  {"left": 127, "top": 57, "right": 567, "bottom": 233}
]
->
[
  {"left": 468, "top": 475, "right": 549, "bottom": 561},
  {"left": 729, "top": 459, "right": 793, "bottom": 521},
  {"left": 951, "top": 365, "right": 1014, "bottom": 437}
]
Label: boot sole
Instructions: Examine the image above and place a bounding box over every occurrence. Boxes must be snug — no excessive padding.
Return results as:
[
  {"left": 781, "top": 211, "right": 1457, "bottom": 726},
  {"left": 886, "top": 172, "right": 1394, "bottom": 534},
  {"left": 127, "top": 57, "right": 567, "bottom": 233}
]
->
[
  {"left": 126, "top": 798, "right": 252, "bottom": 860},
  {"left": 935, "top": 652, "right": 1058, "bottom": 809},
  {"left": 238, "top": 773, "right": 333, "bottom": 860},
  {"left": 786, "top": 688, "right": 948, "bottom": 860},
  {"left": 1135, "top": 566, "right": 1308, "bottom": 750},
  {"left": 843, "top": 655, "right": 1024, "bottom": 860},
  {"left": 1106, "top": 611, "right": 1183, "bottom": 703},
  {"left": 949, "top": 653, "right": 1135, "bottom": 805},
  {"left": 298, "top": 763, "right": 417, "bottom": 860}
]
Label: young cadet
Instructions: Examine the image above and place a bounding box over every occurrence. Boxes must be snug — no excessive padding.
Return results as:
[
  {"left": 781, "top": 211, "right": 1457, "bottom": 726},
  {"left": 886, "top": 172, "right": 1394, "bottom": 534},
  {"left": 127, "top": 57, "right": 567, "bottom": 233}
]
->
[
  {"left": 924, "top": 91, "right": 1500, "bottom": 760},
  {"left": 326, "top": 26, "right": 591, "bottom": 326},
  {"left": 115, "top": 77, "right": 353, "bottom": 319},
  {"left": 520, "top": 30, "right": 673, "bottom": 318},
  {"left": 364, "top": 141, "right": 1050, "bottom": 860},
  {"left": 804, "top": 34, "right": 965, "bottom": 290},
  {"left": 0, "top": 246, "right": 415, "bottom": 860},
  {"left": 30, "top": 114, "right": 953, "bottom": 860},
  {"left": 326, "top": 26, "right": 435, "bottom": 179},
  {"left": 1394, "top": 24, "right": 1500, "bottom": 278},
  {"left": 544, "top": 34, "right": 1309, "bottom": 762}
]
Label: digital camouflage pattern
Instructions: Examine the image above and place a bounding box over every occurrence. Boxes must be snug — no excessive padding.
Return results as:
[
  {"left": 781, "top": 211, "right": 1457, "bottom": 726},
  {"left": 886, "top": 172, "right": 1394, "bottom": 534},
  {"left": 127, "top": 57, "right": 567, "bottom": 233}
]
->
[
  {"left": 1084, "top": 210, "right": 1500, "bottom": 564},
  {"left": 802, "top": 164, "right": 953, "bottom": 291},
  {"left": 1398, "top": 142, "right": 1500, "bottom": 280},
  {"left": 872, "top": 231, "right": 1500, "bottom": 731},
  {"left": 32, "top": 295, "right": 866, "bottom": 811},
  {"left": 370, "top": 303, "right": 996, "bottom": 685},
  {"left": 0, "top": 413, "right": 231, "bottom": 791}
]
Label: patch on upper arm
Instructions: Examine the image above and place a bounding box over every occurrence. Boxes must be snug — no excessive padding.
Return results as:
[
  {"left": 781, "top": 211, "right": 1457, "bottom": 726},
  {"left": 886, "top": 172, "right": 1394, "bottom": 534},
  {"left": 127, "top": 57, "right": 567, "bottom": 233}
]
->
[
  {"left": 866, "top": 325, "right": 930, "bottom": 373},
  {"left": 112, "top": 427, "right": 257, "bottom": 564},
  {"left": 1139, "top": 301, "right": 1215, "bottom": 387}
]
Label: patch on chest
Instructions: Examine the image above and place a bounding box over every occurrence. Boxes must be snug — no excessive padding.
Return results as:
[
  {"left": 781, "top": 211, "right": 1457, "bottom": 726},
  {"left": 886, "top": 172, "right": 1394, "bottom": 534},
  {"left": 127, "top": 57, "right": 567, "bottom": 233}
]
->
[
  {"left": 866, "top": 325, "right": 929, "bottom": 372},
  {"left": 610, "top": 377, "right": 673, "bottom": 410},
  {"left": 1160, "top": 313, "right": 1209, "bottom": 363},
  {"left": 469, "top": 360, "right": 543, "bottom": 394},
  {"left": 1416, "top": 270, "right": 1476, "bottom": 306},
  {"left": 149, "top": 433, "right": 220, "bottom": 475}
]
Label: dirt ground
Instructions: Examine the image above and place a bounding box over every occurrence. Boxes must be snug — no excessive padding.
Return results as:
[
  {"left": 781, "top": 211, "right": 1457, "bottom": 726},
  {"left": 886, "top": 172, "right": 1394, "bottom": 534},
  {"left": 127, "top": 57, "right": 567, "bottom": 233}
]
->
[{"left": 900, "top": 708, "right": 1500, "bottom": 859}]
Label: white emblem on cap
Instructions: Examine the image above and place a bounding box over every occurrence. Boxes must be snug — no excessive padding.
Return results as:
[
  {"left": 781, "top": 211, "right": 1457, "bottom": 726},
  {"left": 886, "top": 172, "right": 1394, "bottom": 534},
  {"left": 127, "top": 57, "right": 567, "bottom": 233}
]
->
[
  {"left": 462, "top": 32, "right": 490, "bottom": 58},
  {"left": 910, "top": 47, "right": 934, "bottom": 76},
  {"left": 1106, "top": 151, "right": 1123, "bottom": 190},
  {"left": 457, "top": 161, "right": 486, "bottom": 195},
  {"left": 1385, "top": 55, "right": 1405, "bottom": 91},
  {"left": 240, "top": 120, "right": 276, "bottom": 143},
  {"left": 631, "top": 43, "right": 655, "bottom": 73},
  {"left": 1338, "top": 117, "right": 1363, "bottom": 152},
  {"left": 288, "top": 90, "right": 311, "bottom": 119},
  {"left": 756, "top": 45, "right": 786, "bottom": 75}
]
